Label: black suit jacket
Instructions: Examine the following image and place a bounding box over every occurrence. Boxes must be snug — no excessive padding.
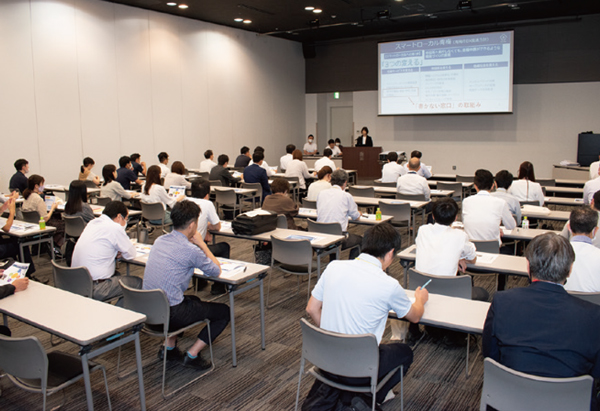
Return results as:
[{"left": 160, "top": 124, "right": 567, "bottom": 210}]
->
[
  {"left": 483, "top": 281, "right": 600, "bottom": 380},
  {"left": 209, "top": 165, "right": 240, "bottom": 187},
  {"left": 243, "top": 164, "right": 271, "bottom": 200},
  {"left": 355, "top": 136, "right": 373, "bottom": 147}
]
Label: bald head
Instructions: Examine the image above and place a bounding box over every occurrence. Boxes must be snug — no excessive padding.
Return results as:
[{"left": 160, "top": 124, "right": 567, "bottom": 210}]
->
[{"left": 408, "top": 158, "right": 421, "bottom": 171}]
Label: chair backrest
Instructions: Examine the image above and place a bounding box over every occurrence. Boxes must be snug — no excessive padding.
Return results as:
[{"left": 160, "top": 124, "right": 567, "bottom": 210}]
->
[
  {"left": 437, "top": 182, "right": 463, "bottom": 198},
  {"left": 241, "top": 182, "right": 262, "bottom": 199},
  {"left": 567, "top": 291, "right": 600, "bottom": 306},
  {"left": 63, "top": 215, "right": 86, "bottom": 238},
  {"left": 96, "top": 196, "right": 112, "bottom": 206},
  {"left": 520, "top": 200, "right": 539, "bottom": 206},
  {"left": 21, "top": 210, "right": 41, "bottom": 224},
  {"left": 0, "top": 335, "right": 48, "bottom": 384},
  {"left": 374, "top": 181, "right": 396, "bottom": 187},
  {"left": 299, "top": 318, "right": 379, "bottom": 381},
  {"left": 276, "top": 214, "right": 287, "bottom": 229},
  {"left": 271, "top": 235, "right": 313, "bottom": 267},
  {"left": 306, "top": 219, "right": 343, "bottom": 235},
  {"left": 140, "top": 201, "right": 166, "bottom": 221},
  {"left": 408, "top": 268, "right": 472, "bottom": 299},
  {"left": 472, "top": 240, "right": 500, "bottom": 254},
  {"left": 456, "top": 175, "right": 474, "bottom": 183},
  {"left": 209, "top": 179, "right": 223, "bottom": 187},
  {"left": 198, "top": 172, "right": 209, "bottom": 180},
  {"left": 479, "top": 357, "right": 593, "bottom": 411},
  {"left": 378, "top": 201, "right": 411, "bottom": 224},
  {"left": 119, "top": 281, "right": 170, "bottom": 331},
  {"left": 348, "top": 186, "right": 375, "bottom": 198},
  {"left": 302, "top": 198, "right": 317, "bottom": 209},
  {"left": 536, "top": 178, "right": 556, "bottom": 187},
  {"left": 214, "top": 188, "right": 237, "bottom": 205},
  {"left": 395, "top": 193, "right": 427, "bottom": 201},
  {"left": 84, "top": 180, "right": 97, "bottom": 189},
  {"left": 52, "top": 261, "right": 94, "bottom": 298}
]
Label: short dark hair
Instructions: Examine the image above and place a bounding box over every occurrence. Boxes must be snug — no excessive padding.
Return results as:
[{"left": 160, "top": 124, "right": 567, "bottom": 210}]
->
[
  {"left": 171, "top": 161, "right": 185, "bottom": 175},
  {"left": 14, "top": 159, "right": 28, "bottom": 172},
  {"left": 411, "top": 150, "right": 422, "bottom": 159},
  {"left": 362, "top": 222, "right": 401, "bottom": 259},
  {"left": 218, "top": 154, "right": 229, "bottom": 166},
  {"left": 191, "top": 178, "right": 211, "bottom": 199},
  {"left": 361, "top": 126, "right": 369, "bottom": 134},
  {"left": 324, "top": 148, "right": 333, "bottom": 157},
  {"left": 286, "top": 144, "right": 296, "bottom": 154},
  {"left": 330, "top": 169, "right": 348, "bottom": 187},
  {"left": 593, "top": 191, "right": 600, "bottom": 209},
  {"left": 252, "top": 151, "right": 264, "bottom": 163},
  {"left": 387, "top": 152, "right": 398, "bottom": 162},
  {"left": 335, "top": 138, "right": 341, "bottom": 144},
  {"left": 171, "top": 200, "right": 201, "bottom": 230},
  {"left": 158, "top": 152, "right": 169, "bottom": 162},
  {"left": 518, "top": 161, "right": 536, "bottom": 182},
  {"left": 103, "top": 201, "right": 128, "bottom": 220},
  {"left": 130, "top": 153, "right": 141, "bottom": 162},
  {"left": 494, "top": 170, "right": 514, "bottom": 190},
  {"left": 317, "top": 166, "right": 332, "bottom": 180},
  {"left": 525, "top": 233, "right": 574, "bottom": 283},
  {"left": 328, "top": 139, "right": 334, "bottom": 145},
  {"left": 254, "top": 146, "right": 265, "bottom": 153},
  {"left": 240, "top": 146, "right": 250, "bottom": 155},
  {"left": 83, "top": 157, "right": 95, "bottom": 167},
  {"left": 432, "top": 197, "right": 458, "bottom": 226},
  {"left": 474, "top": 169, "right": 494, "bottom": 191},
  {"left": 270, "top": 178, "right": 290, "bottom": 194},
  {"left": 102, "top": 164, "right": 117, "bottom": 185},
  {"left": 308, "top": 134, "right": 314, "bottom": 139},
  {"left": 569, "top": 206, "right": 599, "bottom": 235},
  {"left": 204, "top": 150, "right": 213, "bottom": 159},
  {"left": 119, "top": 156, "right": 131, "bottom": 168}
]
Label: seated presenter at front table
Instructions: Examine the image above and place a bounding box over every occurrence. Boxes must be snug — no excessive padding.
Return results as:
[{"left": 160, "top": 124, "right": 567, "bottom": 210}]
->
[{"left": 355, "top": 126, "right": 373, "bottom": 147}]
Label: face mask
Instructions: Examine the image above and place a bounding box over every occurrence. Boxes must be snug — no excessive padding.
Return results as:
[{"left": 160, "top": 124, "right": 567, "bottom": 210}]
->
[
  {"left": 308, "top": 140, "right": 313, "bottom": 143},
  {"left": 38, "top": 185, "right": 45, "bottom": 192},
  {"left": 336, "top": 142, "right": 340, "bottom": 146}
]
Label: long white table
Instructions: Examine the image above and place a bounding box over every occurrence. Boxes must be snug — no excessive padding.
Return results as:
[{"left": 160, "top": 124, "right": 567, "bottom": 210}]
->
[
  {"left": 543, "top": 186, "right": 584, "bottom": 196},
  {"left": 501, "top": 226, "right": 560, "bottom": 241},
  {"left": 296, "top": 207, "right": 393, "bottom": 225},
  {"left": 544, "top": 196, "right": 585, "bottom": 207},
  {"left": 0, "top": 281, "right": 147, "bottom": 410},
  {"left": 0, "top": 217, "right": 57, "bottom": 262},
  {"left": 126, "top": 247, "right": 268, "bottom": 367},
  {"left": 520, "top": 207, "right": 570, "bottom": 222},
  {"left": 56, "top": 204, "right": 142, "bottom": 217},
  {"left": 351, "top": 185, "right": 453, "bottom": 198}
]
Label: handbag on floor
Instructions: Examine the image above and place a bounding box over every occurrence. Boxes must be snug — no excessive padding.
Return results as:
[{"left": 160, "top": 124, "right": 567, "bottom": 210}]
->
[{"left": 253, "top": 242, "right": 272, "bottom": 265}]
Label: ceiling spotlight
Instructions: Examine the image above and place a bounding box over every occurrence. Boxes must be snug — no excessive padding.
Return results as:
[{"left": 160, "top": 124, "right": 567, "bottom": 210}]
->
[
  {"left": 426, "top": 13, "right": 438, "bottom": 18},
  {"left": 234, "top": 18, "right": 243, "bottom": 22},
  {"left": 313, "top": 9, "right": 322, "bottom": 13},
  {"left": 508, "top": 3, "right": 520, "bottom": 9},
  {"left": 166, "top": 2, "right": 177, "bottom": 6},
  {"left": 243, "top": 19, "right": 252, "bottom": 23},
  {"left": 305, "top": 6, "right": 314, "bottom": 11},
  {"left": 178, "top": 4, "right": 188, "bottom": 9}
]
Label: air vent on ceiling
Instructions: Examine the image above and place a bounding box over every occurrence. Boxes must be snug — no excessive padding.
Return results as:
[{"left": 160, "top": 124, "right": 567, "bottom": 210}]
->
[
  {"left": 402, "top": 3, "right": 426, "bottom": 12},
  {"left": 237, "top": 4, "right": 275, "bottom": 16}
]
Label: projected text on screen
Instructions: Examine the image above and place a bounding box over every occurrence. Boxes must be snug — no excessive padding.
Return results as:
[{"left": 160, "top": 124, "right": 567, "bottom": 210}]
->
[{"left": 378, "top": 31, "right": 513, "bottom": 115}]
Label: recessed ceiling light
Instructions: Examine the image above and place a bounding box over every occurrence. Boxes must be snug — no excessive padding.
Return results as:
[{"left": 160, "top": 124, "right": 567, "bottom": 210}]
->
[
  {"left": 313, "top": 8, "right": 322, "bottom": 13},
  {"left": 243, "top": 19, "right": 252, "bottom": 24},
  {"left": 166, "top": 2, "right": 177, "bottom": 6},
  {"left": 178, "top": 4, "right": 188, "bottom": 9},
  {"left": 234, "top": 18, "right": 243, "bottom": 22},
  {"left": 305, "top": 6, "right": 314, "bottom": 11}
]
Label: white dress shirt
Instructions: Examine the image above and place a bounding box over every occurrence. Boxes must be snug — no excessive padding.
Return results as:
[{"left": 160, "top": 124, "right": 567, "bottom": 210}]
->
[
  {"left": 158, "top": 163, "right": 170, "bottom": 179},
  {"left": 589, "top": 161, "right": 599, "bottom": 180},
  {"left": 314, "top": 156, "right": 336, "bottom": 172},
  {"left": 163, "top": 173, "right": 191, "bottom": 190},
  {"left": 381, "top": 162, "right": 405, "bottom": 183},
  {"left": 306, "top": 180, "right": 331, "bottom": 201},
  {"left": 285, "top": 159, "right": 312, "bottom": 189},
  {"left": 249, "top": 159, "right": 275, "bottom": 176},
  {"left": 416, "top": 223, "right": 477, "bottom": 277},
  {"left": 564, "top": 237, "right": 600, "bottom": 292},
  {"left": 72, "top": 214, "right": 136, "bottom": 280},
  {"left": 303, "top": 142, "right": 318, "bottom": 153},
  {"left": 328, "top": 146, "right": 342, "bottom": 156},
  {"left": 508, "top": 179, "right": 545, "bottom": 206},
  {"left": 311, "top": 253, "right": 412, "bottom": 344},
  {"left": 317, "top": 185, "right": 360, "bottom": 232},
  {"left": 199, "top": 159, "right": 217, "bottom": 173},
  {"left": 187, "top": 197, "right": 220, "bottom": 239},
  {"left": 583, "top": 177, "right": 600, "bottom": 205},
  {"left": 403, "top": 163, "right": 432, "bottom": 179},
  {"left": 491, "top": 188, "right": 522, "bottom": 224},
  {"left": 396, "top": 171, "right": 431, "bottom": 200},
  {"left": 140, "top": 184, "right": 177, "bottom": 209},
  {"left": 462, "top": 190, "right": 516, "bottom": 242},
  {"left": 279, "top": 153, "right": 293, "bottom": 171}
]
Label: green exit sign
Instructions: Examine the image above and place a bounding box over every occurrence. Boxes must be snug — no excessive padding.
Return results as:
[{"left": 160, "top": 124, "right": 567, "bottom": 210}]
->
[{"left": 334, "top": 92, "right": 340, "bottom": 99}]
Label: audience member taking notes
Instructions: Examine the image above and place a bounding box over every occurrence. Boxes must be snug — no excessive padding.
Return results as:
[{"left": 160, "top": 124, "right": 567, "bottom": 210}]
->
[
  {"left": 491, "top": 170, "right": 521, "bottom": 225},
  {"left": 234, "top": 146, "right": 251, "bottom": 169},
  {"left": 141, "top": 165, "right": 185, "bottom": 226},
  {"left": 248, "top": 146, "right": 275, "bottom": 177},
  {"left": 381, "top": 151, "right": 404, "bottom": 183},
  {"left": 158, "top": 152, "right": 170, "bottom": 178},
  {"left": 9, "top": 158, "right": 29, "bottom": 194},
  {"left": 116, "top": 156, "right": 143, "bottom": 190},
  {"left": 209, "top": 154, "right": 241, "bottom": 187},
  {"left": 396, "top": 158, "right": 430, "bottom": 200},
  {"left": 403, "top": 151, "right": 431, "bottom": 179},
  {"left": 130, "top": 153, "right": 147, "bottom": 177},
  {"left": 101, "top": 164, "right": 136, "bottom": 202},
  {"left": 279, "top": 144, "right": 295, "bottom": 172},
  {"left": 560, "top": 190, "right": 600, "bottom": 249},
  {"left": 306, "top": 166, "right": 332, "bottom": 202},
  {"left": 563, "top": 206, "right": 600, "bottom": 292},
  {"left": 243, "top": 151, "right": 271, "bottom": 202},
  {"left": 589, "top": 151, "right": 600, "bottom": 180},
  {"left": 164, "top": 161, "right": 191, "bottom": 190},
  {"left": 262, "top": 178, "right": 299, "bottom": 230},
  {"left": 583, "top": 166, "right": 600, "bottom": 205},
  {"left": 285, "top": 150, "right": 313, "bottom": 190},
  {"left": 508, "top": 161, "right": 544, "bottom": 206},
  {"left": 199, "top": 150, "right": 217, "bottom": 173},
  {"left": 0, "top": 191, "right": 36, "bottom": 279},
  {"left": 22, "top": 174, "right": 64, "bottom": 250},
  {"left": 314, "top": 149, "right": 336, "bottom": 172},
  {"left": 64, "top": 180, "right": 95, "bottom": 224},
  {"left": 78, "top": 157, "right": 100, "bottom": 186}
]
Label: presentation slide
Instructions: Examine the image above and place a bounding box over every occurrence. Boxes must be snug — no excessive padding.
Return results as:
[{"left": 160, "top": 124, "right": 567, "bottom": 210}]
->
[{"left": 378, "top": 31, "right": 513, "bottom": 115}]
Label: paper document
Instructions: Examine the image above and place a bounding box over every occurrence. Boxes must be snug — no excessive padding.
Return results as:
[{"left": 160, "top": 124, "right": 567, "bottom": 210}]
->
[
  {"left": 44, "top": 184, "right": 63, "bottom": 189},
  {"left": 217, "top": 258, "right": 246, "bottom": 273},
  {"left": 430, "top": 189, "right": 442, "bottom": 194},
  {"left": 243, "top": 209, "right": 273, "bottom": 217},
  {"left": 476, "top": 253, "right": 499, "bottom": 264},
  {"left": 135, "top": 243, "right": 152, "bottom": 259},
  {"left": 299, "top": 208, "right": 317, "bottom": 216},
  {"left": 232, "top": 171, "right": 242, "bottom": 178},
  {"left": 168, "top": 186, "right": 186, "bottom": 197},
  {"left": 0, "top": 262, "right": 29, "bottom": 286},
  {"left": 286, "top": 234, "right": 324, "bottom": 242},
  {"left": 2, "top": 218, "right": 40, "bottom": 233},
  {"left": 45, "top": 195, "right": 56, "bottom": 211},
  {"left": 220, "top": 221, "right": 232, "bottom": 229}
]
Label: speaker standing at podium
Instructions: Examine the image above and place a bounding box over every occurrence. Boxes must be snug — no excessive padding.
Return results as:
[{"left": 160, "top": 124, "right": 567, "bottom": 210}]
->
[{"left": 355, "top": 126, "right": 373, "bottom": 147}]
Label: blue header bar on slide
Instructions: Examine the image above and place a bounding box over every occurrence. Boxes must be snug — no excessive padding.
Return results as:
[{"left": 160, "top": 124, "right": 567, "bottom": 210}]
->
[{"left": 380, "top": 31, "right": 511, "bottom": 53}]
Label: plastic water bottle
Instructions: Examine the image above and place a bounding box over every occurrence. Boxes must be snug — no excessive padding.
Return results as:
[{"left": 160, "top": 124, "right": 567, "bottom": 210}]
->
[
  {"left": 522, "top": 216, "right": 529, "bottom": 229},
  {"left": 39, "top": 217, "right": 46, "bottom": 230},
  {"left": 376, "top": 207, "right": 382, "bottom": 221}
]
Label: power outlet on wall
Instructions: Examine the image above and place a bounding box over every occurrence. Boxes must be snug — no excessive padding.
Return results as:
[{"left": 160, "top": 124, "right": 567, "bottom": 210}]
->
[{"left": 452, "top": 165, "right": 456, "bottom": 170}]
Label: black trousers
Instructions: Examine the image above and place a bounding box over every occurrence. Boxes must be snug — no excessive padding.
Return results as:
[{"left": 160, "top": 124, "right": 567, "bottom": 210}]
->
[{"left": 169, "top": 295, "right": 230, "bottom": 345}]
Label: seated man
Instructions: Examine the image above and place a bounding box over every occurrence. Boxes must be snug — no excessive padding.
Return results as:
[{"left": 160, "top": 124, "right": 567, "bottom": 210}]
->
[
  {"left": 416, "top": 197, "right": 487, "bottom": 301},
  {"left": 209, "top": 154, "right": 241, "bottom": 187},
  {"left": 381, "top": 151, "right": 404, "bottom": 183},
  {"left": 157, "top": 152, "right": 170, "bottom": 179},
  {"left": 303, "top": 135, "right": 317, "bottom": 155},
  {"left": 491, "top": 170, "right": 521, "bottom": 225},
  {"left": 116, "top": 156, "right": 143, "bottom": 190},
  {"left": 248, "top": 146, "right": 276, "bottom": 177},
  {"left": 483, "top": 233, "right": 600, "bottom": 407},
  {"left": 317, "top": 169, "right": 362, "bottom": 260},
  {"left": 72, "top": 201, "right": 143, "bottom": 304},
  {"left": 403, "top": 151, "right": 431, "bottom": 179},
  {"left": 583, "top": 167, "right": 600, "bottom": 205},
  {"left": 143, "top": 201, "right": 230, "bottom": 370},
  {"left": 314, "top": 148, "right": 336, "bottom": 173},
  {"left": 396, "top": 158, "right": 431, "bottom": 200},
  {"left": 326, "top": 139, "right": 342, "bottom": 156},
  {"left": 234, "top": 146, "right": 251, "bottom": 169},
  {"left": 561, "top": 190, "right": 600, "bottom": 248},
  {"left": 306, "top": 223, "right": 428, "bottom": 406},
  {"left": 243, "top": 151, "right": 271, "bottom": 202},
  {"left": 263, "top": 178, "right": 299, "bottom": 230},
  {"left": 564, "top": 206, "right": 600, "bottom": 292},
  {"left": 462, "top": 169, "right": 516, "bottom": 243},
  {"left": 199, "top": 150, "right": 217, "bottom": 173},
  {"left": 279, "top": 144, "right": 295, "bottom": 172},
  {"left": 0, "top": 276, "right": 29, "bottom": 336},
  {"left": 9, "top": 158, "right": 29, "bottom": 194},
  {"left": 130, "top": 153, "right": 147, "bottom": 177}
]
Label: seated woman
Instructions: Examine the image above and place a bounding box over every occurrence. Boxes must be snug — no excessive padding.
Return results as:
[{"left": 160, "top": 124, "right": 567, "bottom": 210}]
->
[
  {"left": 101, "top": 164, "right": 136, "bottom": 202},
  {"left": 64, "top": 180, "right": 95, "bottom": 224},
  {"left": 78, "top": 157, "right": 100, "bottom": 186},
  {"left": 306, "top": 166, "right": 332, "bottom": 202},
  {"left": 140, "top": 165, "right": 185, "bottom": 225},
  {"left": 22, "top": 174, "right": 64, "bottom": 252},
  {"left": 285, "top": 149, "right": 314, "bottom": 190},
  {"left": 163, "top": 161, "right": 191, "bottom": 190},
  {"left": 508, "top": 161, "right": 545, "bottom": 206},
  {"left": 262, "top": 178, "right": 299, "bottom": 230}
]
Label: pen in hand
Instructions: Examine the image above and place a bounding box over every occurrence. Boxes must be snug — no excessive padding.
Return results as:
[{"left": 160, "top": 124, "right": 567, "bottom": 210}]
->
[{"left": 421, "top": 279, "right": 432, "bottom": 289}]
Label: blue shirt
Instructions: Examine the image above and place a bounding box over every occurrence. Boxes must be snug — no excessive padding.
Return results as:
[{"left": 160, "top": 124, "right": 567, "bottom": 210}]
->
[
  {"left": 131, "top": 161, "right": 144, "bottom": 177},
  {"left": 116, "top": 167, "right": 137, "bottom": 190},
  {"left": 143, "top": 230, "right": 220, "bottom": 306}
]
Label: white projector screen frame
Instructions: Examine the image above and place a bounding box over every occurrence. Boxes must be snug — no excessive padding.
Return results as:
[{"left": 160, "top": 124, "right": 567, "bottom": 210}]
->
[{"left": 378, "top": 31, "right": 514, "bottom": 115}]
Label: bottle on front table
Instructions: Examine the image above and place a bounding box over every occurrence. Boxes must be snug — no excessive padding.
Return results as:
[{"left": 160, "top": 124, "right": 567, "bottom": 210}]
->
[
  {"left": 376, "top": 207, "right": 382, "bottom": 221},
  {"left": 522, "top": 216, "right": 529, "bottom": 229},
  {"left": 39, "top": 217, "right": 45, "bottom": 230}
]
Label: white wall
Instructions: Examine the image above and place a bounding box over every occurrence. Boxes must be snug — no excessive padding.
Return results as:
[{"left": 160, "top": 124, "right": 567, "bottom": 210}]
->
[
  {"left": 308, "top": 82, "right": 600, "bottom": 178},
  {"left": 0, "top": 0, "right": 305, "bottom": 189}
]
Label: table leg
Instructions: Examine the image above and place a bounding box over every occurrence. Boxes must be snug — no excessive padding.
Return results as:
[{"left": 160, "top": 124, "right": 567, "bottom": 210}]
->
[
  {"left": 19, "top": 243, "right": 25, "bottom": 266},
  {"left": 49, "top": 237, "right": 55, "bottom": 261},
  {"left": 229, "top": 290, "right": 237, "bottom": 367},
  {"left": 134, "top": 332, "right": 147, "bottom": 411},
  {"left": 81, "top": 352, "right": 95, "bottom": 411},
  {"left": 259, "top": 279, "right": 265, "bottom": 350},
  {"left": 3, "top": 313, "right": 7, "bottom": 327}
]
